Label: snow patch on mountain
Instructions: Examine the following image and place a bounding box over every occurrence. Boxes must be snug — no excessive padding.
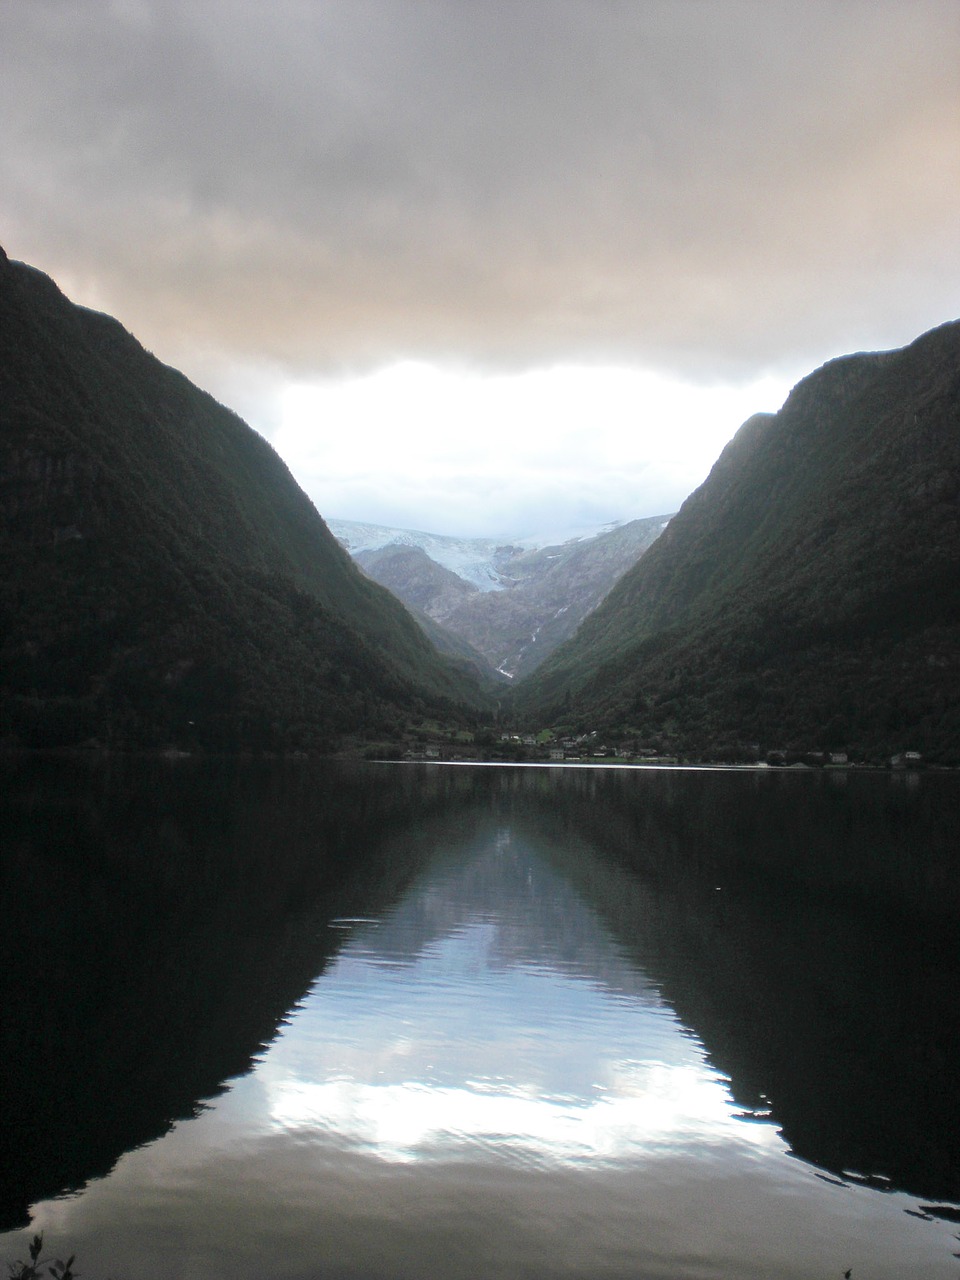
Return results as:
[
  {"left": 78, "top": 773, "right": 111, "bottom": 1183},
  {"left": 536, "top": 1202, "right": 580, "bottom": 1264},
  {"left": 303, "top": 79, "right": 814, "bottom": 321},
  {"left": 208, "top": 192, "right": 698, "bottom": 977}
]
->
[
  {"left": 513, "top": 518, "right": 628, "bottom": 549},
  {"left": 327, "top": 515, "right": 653, "bottom": 593},
  {"left": 326, "top": 519, "right": 518, "bottom": 592}
]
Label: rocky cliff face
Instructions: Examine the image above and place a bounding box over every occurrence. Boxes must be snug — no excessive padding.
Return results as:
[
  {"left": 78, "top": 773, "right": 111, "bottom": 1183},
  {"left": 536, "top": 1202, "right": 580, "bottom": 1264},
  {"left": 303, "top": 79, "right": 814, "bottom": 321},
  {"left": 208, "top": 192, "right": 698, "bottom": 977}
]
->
[
  {"left": 355, "top": 544, "right": 479, "bottom": 620},
  {"left": 335, "top": 514, "right": 671, "bottom": 680},
  {"left": 440, "top": 516, "right": 671, "bottom": 678}
]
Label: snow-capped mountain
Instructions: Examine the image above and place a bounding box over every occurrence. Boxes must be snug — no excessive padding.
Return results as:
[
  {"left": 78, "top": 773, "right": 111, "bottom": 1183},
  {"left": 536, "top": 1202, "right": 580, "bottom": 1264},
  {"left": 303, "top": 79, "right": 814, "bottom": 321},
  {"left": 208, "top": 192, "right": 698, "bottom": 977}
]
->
[
  {"left": 325, "top": 519, "right": 521, "bottom": 592},
  {"left": 326, "top": 517, "right": 660, "bottom": 594},
  {"left": 328, "top": 514, "right": 673, "bottom": 680}
]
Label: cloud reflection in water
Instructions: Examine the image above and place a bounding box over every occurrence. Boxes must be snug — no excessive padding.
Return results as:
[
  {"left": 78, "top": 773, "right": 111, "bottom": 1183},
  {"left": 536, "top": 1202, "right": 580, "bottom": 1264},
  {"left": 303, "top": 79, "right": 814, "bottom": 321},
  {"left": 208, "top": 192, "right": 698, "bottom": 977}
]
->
[{"left": 258, "top": 850, "right": 782, "bottom": 1167}]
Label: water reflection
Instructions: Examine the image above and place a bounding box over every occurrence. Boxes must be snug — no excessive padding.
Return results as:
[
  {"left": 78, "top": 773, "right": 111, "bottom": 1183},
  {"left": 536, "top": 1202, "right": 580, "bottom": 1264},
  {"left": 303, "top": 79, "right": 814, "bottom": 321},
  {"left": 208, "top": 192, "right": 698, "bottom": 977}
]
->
[
  {"left": 256, "top": 824, "right": 769, "bottom": 1167},
  {"left": 0, "top": 755, "right": 461, "bottom": 1227},
  {"left": 533, "top": 767, "right": 960, "bottom": 1203},
  {"left": 2, "top": 759, "right": 959, "bottom": 1279}
]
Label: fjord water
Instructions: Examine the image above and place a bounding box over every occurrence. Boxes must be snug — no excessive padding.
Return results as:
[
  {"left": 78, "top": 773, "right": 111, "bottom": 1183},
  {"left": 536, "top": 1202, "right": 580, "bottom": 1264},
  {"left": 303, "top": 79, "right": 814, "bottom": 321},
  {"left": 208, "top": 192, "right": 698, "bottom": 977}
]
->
[{"left": 2, "top": 760, "right": 959, "bottom": 1279}]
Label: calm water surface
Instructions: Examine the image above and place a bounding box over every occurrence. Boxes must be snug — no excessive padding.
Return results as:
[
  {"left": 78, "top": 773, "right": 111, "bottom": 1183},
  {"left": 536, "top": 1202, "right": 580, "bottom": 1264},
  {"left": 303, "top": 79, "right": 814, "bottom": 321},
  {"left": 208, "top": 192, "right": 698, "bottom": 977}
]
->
[{"left": 2, "top": 759, "right": 959, "bottom": 1279}]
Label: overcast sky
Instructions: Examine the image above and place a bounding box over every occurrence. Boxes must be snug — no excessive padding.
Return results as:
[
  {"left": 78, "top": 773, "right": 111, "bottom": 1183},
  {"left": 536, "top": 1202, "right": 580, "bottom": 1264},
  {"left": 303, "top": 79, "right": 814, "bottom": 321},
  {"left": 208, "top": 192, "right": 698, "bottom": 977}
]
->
[{"left": 2, "top": 1, "right": 957, "bottom": 538}]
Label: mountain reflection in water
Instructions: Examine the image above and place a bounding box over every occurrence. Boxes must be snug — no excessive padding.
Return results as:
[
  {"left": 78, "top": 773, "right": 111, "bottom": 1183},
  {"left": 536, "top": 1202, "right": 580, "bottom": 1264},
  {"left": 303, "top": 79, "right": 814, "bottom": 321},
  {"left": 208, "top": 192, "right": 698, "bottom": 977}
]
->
[
  {"left": 260, "top": 829, "right": 759, "bottom": 1167},
  {"left": 2, "top": 758, "right": 958, "bottom": 1280}
]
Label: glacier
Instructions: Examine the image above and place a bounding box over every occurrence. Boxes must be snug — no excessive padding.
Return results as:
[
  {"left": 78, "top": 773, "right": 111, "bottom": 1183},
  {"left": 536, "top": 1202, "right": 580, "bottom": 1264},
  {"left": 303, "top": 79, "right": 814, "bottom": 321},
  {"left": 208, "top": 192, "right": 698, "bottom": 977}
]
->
[{"left": 325, "top": 516, "right": 640, "bottom": 593}]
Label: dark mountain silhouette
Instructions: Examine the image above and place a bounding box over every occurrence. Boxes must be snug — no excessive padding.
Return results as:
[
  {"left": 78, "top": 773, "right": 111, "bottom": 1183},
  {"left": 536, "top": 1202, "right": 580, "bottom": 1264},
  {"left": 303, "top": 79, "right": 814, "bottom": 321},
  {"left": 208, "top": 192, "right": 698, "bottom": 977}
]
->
[
  {"left": 514, "top": 320, "right": 960, "bottom": 762},
  {"left": 0, "top": 246, "right": 488, "bottom": 751},
  {"left": 0, "top": 756, "right": 479, "bottom": 1229},
  {"left": 515, "top": 765, "right": 960, "bottom": 1203}
]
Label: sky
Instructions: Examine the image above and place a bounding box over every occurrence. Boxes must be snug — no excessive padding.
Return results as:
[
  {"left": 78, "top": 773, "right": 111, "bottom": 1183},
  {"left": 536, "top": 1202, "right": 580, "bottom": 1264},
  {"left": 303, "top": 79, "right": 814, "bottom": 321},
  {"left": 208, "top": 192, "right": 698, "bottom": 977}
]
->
[{"left": 2, "top": 1, "right": 958, "bottom": 539}]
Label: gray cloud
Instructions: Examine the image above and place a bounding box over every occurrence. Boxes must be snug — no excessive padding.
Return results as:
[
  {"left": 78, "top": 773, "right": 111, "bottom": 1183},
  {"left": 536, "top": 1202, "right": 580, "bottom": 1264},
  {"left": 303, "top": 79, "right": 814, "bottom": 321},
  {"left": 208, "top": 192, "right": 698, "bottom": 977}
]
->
[{"left": 2, "top": 0, "right": 957, "bottom": 386}]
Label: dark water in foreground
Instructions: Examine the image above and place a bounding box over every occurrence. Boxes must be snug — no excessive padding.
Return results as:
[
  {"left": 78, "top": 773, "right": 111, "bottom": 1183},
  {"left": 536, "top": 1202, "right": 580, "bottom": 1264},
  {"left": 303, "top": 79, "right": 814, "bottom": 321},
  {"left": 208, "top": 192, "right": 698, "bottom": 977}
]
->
[{"left": 2, "top": 758, "right": 959, "bottom": 1279}]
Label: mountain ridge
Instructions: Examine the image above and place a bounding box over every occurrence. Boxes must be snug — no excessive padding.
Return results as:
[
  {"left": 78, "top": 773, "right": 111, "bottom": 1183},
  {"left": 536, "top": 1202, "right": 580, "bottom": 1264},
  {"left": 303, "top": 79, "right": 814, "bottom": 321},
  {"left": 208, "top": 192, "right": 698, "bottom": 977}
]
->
[
  {"left": 333, "top": 513, "right": 671, "bottom": 680},
  {"left": 5, "top": 242, "right": 956, "bottom": 761},
  {"left": 327, "top": 515, "right": 652, "bottom": 592},
  {"left": 513, "top": 319, "right": 960, "bottom": 762},
  {"left": 0, "top": 246, "right": 488, "bottom": 751}
]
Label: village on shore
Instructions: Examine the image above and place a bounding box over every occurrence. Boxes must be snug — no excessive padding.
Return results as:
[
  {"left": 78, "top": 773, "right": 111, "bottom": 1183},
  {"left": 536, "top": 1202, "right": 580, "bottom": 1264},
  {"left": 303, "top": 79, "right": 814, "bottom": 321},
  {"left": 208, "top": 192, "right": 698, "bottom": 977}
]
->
[{"left": 385, "top": 727, "right": 928, "bottom": 771}]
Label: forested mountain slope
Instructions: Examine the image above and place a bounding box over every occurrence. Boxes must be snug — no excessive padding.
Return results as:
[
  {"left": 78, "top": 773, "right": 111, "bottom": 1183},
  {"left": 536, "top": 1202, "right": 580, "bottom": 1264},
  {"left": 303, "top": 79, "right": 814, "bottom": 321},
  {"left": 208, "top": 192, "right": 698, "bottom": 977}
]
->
[
  {"left": 513, "top": 320, "right": 960, "bottom": 762},
  {"left": 0, "top": 246, "right": 487, "bottom": 751}
]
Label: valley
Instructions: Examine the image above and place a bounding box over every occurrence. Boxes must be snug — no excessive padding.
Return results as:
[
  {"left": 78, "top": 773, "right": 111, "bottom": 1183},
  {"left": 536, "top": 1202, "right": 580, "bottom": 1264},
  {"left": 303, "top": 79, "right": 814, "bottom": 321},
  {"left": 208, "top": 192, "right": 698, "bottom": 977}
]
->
[
  {"left": 1, "top": 244, "right": 957, "bottom": 764},
  {"left": 330, "top": 514, "right": 672, "bottom": 681}
]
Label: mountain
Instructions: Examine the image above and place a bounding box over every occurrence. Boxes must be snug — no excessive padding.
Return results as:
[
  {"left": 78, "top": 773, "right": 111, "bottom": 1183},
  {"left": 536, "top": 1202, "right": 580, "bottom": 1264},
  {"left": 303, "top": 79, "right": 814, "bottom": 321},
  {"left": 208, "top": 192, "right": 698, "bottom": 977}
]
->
[
  {"left": 327, "top": 519, "right": 523, "bottom": 592},
  {"left": 513, "top": 320, "right": 960, "bottom": 763},
  {"left": 343, "top": 543, "right": 499, "bottom": 683},
  {"left": 439, "top": 516, "right": 672, "bottom": 679},
  {"left": 0, "top": 246, "right": 488, "bottom": 751},
  {"left": 331, "top": 514, "right": 671, "bottom": 679},
  {"left": 354, "top": 544, "right": 480, "bottom": 621}
]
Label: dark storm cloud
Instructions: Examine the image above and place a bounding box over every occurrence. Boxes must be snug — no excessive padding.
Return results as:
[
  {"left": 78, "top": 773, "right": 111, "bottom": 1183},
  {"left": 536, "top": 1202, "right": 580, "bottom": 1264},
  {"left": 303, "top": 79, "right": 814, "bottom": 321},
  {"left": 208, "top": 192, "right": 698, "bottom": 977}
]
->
[{"left": 1, "top": 0, "right": 958, "bottom": 379}]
